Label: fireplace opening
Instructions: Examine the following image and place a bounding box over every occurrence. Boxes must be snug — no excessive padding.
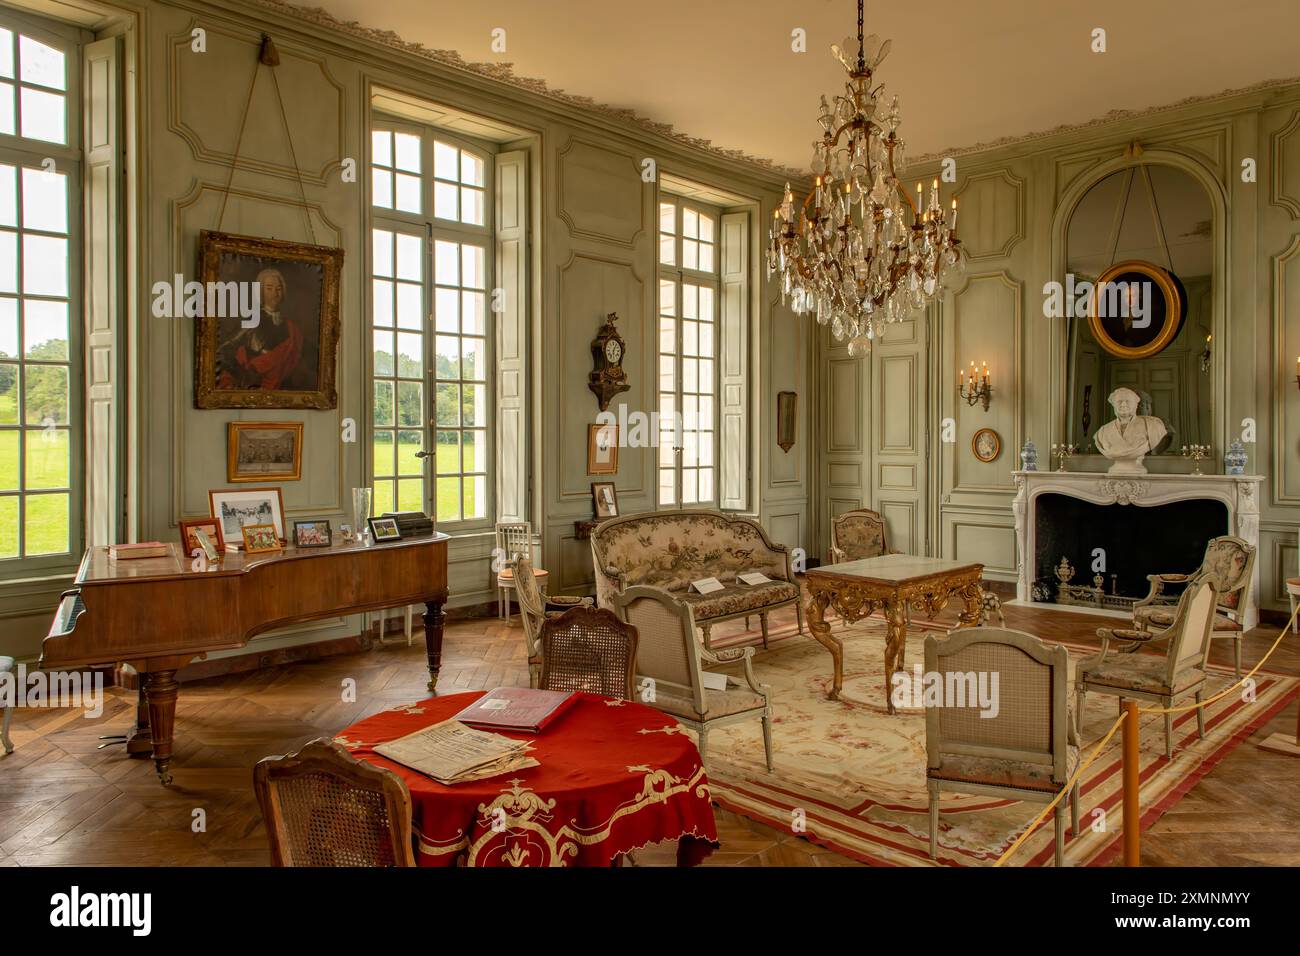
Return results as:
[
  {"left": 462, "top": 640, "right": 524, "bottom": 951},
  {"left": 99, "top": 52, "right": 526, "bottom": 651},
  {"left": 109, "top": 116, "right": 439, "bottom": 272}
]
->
[{"left": 1032, "top": 493, "right": 1229, "bottom": 606}]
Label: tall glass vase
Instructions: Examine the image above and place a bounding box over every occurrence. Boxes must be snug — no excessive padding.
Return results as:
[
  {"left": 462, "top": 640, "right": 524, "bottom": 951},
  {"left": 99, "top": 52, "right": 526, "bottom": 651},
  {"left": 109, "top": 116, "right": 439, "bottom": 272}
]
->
[{"left": 352, "top": 487, "right": 372, "bottom": 541}]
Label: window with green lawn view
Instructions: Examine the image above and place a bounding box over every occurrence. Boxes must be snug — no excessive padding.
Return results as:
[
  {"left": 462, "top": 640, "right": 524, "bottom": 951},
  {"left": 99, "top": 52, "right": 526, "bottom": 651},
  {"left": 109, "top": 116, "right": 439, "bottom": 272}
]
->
[
  {"left": 0, "top": 16, "right": 81, "bottom": 568},
  {"left": 370, "top": 121, "right": 492, "bottom": 527}
]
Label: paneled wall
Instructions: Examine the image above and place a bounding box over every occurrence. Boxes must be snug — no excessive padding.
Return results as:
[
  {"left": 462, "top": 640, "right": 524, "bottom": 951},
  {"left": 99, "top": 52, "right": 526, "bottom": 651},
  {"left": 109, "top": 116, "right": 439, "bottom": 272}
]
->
[
  {"left": 816, "top": 81, "right": 1300, "bottom": 611},
  {"left": 0, "top": 0, "right": 814, "bottom": 660}
]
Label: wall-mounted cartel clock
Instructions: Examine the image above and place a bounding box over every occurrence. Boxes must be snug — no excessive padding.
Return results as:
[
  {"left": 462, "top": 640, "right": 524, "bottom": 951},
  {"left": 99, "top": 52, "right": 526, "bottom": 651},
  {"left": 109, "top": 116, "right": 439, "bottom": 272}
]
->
[{"left": 588, "top": 312, "right": 630, "bottom": 411}]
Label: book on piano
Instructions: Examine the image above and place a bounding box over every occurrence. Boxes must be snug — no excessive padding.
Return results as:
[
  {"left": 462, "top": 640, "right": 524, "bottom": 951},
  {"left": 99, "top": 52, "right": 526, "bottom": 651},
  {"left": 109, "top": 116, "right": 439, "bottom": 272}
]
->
[
  {"left": 108, "top": 541, "right": 170, "bottom": 560},
  {"left": 452, "top": 687, "right": 579, "bottom": 733}
]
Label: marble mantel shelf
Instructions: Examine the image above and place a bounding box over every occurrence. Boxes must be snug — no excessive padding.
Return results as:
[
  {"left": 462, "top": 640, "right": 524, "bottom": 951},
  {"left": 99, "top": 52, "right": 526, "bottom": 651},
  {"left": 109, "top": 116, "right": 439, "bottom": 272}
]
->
[{"left": 1012, "top": 469, "right": 1262, "bottom": 628}]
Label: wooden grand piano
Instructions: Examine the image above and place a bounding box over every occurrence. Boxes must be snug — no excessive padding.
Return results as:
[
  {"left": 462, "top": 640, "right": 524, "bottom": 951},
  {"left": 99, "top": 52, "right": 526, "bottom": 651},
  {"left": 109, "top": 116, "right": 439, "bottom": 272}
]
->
[{"left": 41, "top": 533, "right": 449, "bottom": 784}]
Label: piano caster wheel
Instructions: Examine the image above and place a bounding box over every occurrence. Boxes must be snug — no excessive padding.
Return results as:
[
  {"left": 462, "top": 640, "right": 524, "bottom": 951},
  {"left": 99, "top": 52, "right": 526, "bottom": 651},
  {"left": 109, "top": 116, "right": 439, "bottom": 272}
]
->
[{"left": 156, "top": 765, "right": 174, "bottom": 786}]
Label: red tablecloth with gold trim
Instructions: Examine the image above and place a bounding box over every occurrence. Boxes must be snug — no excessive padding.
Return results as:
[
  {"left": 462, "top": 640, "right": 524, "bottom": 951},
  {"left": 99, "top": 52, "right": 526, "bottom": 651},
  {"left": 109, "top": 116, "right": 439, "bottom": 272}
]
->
[{"left": 336, "top": 691, "right": 718, "bottom": 867}]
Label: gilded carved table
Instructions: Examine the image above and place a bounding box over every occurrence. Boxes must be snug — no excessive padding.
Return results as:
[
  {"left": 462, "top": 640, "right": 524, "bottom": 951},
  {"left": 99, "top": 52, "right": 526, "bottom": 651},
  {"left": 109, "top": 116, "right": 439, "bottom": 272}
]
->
[{"left": 804, "top": 554, "right": 986, "bottom": 713}]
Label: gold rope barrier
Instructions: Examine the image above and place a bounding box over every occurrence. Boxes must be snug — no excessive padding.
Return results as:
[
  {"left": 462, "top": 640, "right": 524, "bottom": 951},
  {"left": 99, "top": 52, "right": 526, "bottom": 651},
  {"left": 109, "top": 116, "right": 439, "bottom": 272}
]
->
[{"left": 991, "top": 604, "right": 1299, "bottom": 867}]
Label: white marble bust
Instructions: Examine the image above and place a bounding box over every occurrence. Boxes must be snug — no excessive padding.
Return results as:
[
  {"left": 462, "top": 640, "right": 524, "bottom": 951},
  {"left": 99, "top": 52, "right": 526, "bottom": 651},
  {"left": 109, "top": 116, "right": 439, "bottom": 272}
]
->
[{"left": 1094, "top": 387, "right": 1168, "bottom": 475}]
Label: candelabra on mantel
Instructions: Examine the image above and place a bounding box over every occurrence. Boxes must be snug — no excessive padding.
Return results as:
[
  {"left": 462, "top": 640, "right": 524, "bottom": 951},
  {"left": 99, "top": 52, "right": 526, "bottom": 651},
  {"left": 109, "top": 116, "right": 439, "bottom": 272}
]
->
[
  {"left": 958, "top": 360, "right": 991, "bottom": 411},
  {"left": 1181, "top": 444, "right": 1211, "bottom": 475},
  {"left": 1050, "top": 443, "right": 1076, "bottom": 472}
]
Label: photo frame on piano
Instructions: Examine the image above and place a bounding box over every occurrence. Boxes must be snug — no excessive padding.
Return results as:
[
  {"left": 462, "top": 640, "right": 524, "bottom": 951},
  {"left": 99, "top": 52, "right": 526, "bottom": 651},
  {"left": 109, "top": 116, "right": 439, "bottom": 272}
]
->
[{"left": 209, "top": 486, "right": 287, "bottom": 547}]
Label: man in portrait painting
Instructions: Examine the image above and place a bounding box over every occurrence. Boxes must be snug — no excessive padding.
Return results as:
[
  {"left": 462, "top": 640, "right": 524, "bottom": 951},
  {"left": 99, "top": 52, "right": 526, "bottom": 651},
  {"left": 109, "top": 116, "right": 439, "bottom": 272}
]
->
[{"left": 215, "top": 266, "right": 319, "bottom": 392}]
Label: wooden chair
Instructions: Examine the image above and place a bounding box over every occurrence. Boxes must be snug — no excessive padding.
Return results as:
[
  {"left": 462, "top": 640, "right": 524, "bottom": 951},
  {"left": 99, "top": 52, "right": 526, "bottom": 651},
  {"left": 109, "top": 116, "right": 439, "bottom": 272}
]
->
[
  {"left": 1081, "top": 577, "right": 1218, "bottom": 760},
  {"left": 924, "top": 626, "right": 1079, "bottom": 867},
  {"left": 1131, "top": 535, "right": 1255, "bottom": 676},
  {"left": 610, "top": 585, "right": 774, "bottom": 771},
  {"left": 539, "top": 605, "right": 638, "bottom": 700},
  {"left": 515, "top": 553, "right": 592, "bottom": 688},
  {"left": 0, "top": 655, "right": 14, "bottom": 754},
  {"left": 495, "top": 522, "right": 548, "bottom": 622},
  {"left": 253, "top": 737, "right": 415, "bottom": 867},
  {"left": 829, "top": 508, "right": 894, "bottom": 564}
]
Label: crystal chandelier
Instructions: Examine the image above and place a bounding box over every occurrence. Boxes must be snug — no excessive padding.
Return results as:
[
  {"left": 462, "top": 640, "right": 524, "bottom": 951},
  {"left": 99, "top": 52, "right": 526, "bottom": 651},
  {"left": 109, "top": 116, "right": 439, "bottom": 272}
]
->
[{"left": 767, "top": 0, "right": 964, "bottom": 357}]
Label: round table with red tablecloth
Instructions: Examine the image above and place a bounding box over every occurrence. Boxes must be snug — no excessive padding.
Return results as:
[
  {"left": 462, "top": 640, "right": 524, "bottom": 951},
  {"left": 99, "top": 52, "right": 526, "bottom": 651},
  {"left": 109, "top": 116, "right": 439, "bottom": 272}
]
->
[{"left": 335, "top": 691, "right": 719, "bottom": 867}]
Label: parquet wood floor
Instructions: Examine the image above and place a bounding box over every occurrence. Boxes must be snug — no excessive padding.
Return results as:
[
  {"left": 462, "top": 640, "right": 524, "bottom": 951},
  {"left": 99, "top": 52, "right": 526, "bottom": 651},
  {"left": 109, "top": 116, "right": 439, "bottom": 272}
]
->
[{"left": 2, "top": 594, "right": 1297, "bottom": 867}]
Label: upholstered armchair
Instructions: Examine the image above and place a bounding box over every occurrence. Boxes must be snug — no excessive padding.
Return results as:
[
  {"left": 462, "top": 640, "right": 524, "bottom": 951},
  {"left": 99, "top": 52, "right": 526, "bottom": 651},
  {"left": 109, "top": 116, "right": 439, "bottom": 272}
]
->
[
  {"left": 253, "top": 738, "right": 415, "bottom": 867},
  {"left": 610, "top": 584, "right": 774, "bottom": 771},
  {"left": 1081, "top": 577, "right": 1218, "bottom": 759},
  {"left": 924, "top": 627, "right": 1079, "bottom": 867},
  {"left": 539, "top": 605, "right": 638, "bottom": 700},
  {"left": 1131, "top": 535, "right": 1255, "bottom": 676},
  {"left": 829, "top": 508, "right": 894, "bottom": 564},
  {"left": 515, "top": 553, "right": 592, "bottom": 688}
]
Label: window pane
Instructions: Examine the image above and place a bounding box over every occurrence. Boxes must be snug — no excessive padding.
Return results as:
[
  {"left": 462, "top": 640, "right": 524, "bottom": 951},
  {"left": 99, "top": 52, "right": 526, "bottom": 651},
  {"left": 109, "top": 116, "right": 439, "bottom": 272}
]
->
[
  {"left": 372, "top": 430, "right": 395, "bottom": 477},
  {"left": 395, "top": 174, "right": 421, "bottom": 214},
  {"left": 683, "top": 238, "right": 698, "bottom": 270},
  {"left": 460, "top": 152, "right": 484, "bottom": 186},
  {"left": 21, "top": 167, "right": 65, "bottom": 233},
  {"left": 0, "top": 30, "right": 12, "bottom": 78},
  {"left": 24, "top": 427, "right": 66, "bottom": 489},
  {"left": 0, "top": 231, "right": 15, "bottom": 293},
  {"left": 0, "top": 494, "right": 14, "bottom": 557},
  {"left": 0, "top": 297, "right": 13, "bottom": 353},
  {"left": 371, "top": 130, "right": 392, "bottom": 167},
  {"left": 460, "top": 187, "right": 484, "bottom": 225},
  {"left": 682, "top": 284, "right": 697, "bottom": 319},
  {"left": 658, "top": 235, "right": 674, "bottom": 266},
  {"left": 659, "top": 317, "right": 675, "bottom": 353},
  {"left": 0, "top": 362, "right": 16, "bottom": 423},
  {"left": 395, "top": 281, "right": 422, "bottom": 329},
  {"left": 372, "top": 229, "right": 393, "bottom": 277},
  {"left": 681, "top": 468, "right": 697, "bottom": 505},
  {"left": 434, "top": 383, "right": 459, "bottom": 426},
  {"left": 396, "top": 331, "right": 422, "bottom": 376},
  {"left": 683, "top": 208, "right": 698, "bottom": 239},
  {"left": 435, "top": 335, "right": 459, "bottom": 379},
  {"left": 371, "top": 168, "right": 392, "bottom": 208},
  {"left": 372, "top": 279, "right": 393, "bottom": 327},
  {"left": 659, "top": 355, "right": 674, "bottom": 390},
  {"left": 435, "top": 288, "right": 459, "bottom": 332},
  {"left": 396, "top": 380, "right": 422, "bottom": 427},
  {"left": 20, "top": 35, "right": 65, "bottom": 90},
  {"left": 24, "top": 299, "right": 67, "bottom": 359},
  {"left": 463, "top": 475, "right": 486, "bottom": 520},
  {"left": 434, "top": 141, "right": 458, "bottom": 180},
  {"left": 372, "top": 478, "right": 395, "bottom": 517},
  {"left": 394, "top": 132, "right": 421, "bottom": 172},
  {"left": 659, "top": 280, "right": 675, "bottom": 315},
  {"left": 699, "top": 243, "right": 714, "bottom": 273},
  {"left": 22, "top": 234, "right": 66, "bottom": 295},
  {"left": 435, "top": 476, "right": 459, "bottom": 522},
  {"left": 372, "top": 329, "right": 393, "bottom": 376},
  {"left": 24, "top": 364, "right": 66, "bottom": 424},
  {"left": 433, "top": 180, "right": 457, "bottom": 220},
  {"left": 434, "top": 240, "right": 459, "bottom": 285},
  {"left": 659, "top": 202, "right": 674, "bottom": 232},
  {"left": 658, "top": 469, "right": 675, "bottom": 507},
  {"left": 395, "top": 233, "right": 422, "bottom": 281},
  {"left": 461, "top": 337, "right": 484, "bottom": 381},
  {"left": 683, "top": 319, "right": 698, "bottom": 357},
  {"left": 699, "top": 215, "right": 714, "bottom": 242},
  {"left": 0, "top": 164, "right": 14, "bottom": 226},
  {"left": 373, "top": 380, "right": 394, "bottom": 426},
  {"left": 397, "top": 477, "right": 424, "bottom": 512},
  {"left": 395, "top": 434, "right": 421, "bottom": 476},
  {"left": 698, "top": 321, "right": 713, "bottom": 356},
  {"left": 0, "top": 430, "right": 13, "bottom": 489},
  {"left": 461, "top": 291, "right": 484, "bottom": 334},
  {"left": 699, "top": 359, "right": 714, "bottom": 392},
  {"left": 24, "top": 491, "right": 67, "bottom": 554},
  {"left": 435, "top": 430, "right": 459, "bottom": 474},
  {"left": 462, "top": 383, "right": 486, "bottom": 428},
  {"left": 699, "top": 286, "right": 715, "bottom": 317},
  {"left": 462, "top": 429, "right": 487, "bottom": 473},
  {"left": 461, "top": 245, "right": 485, "bottom": 289},
  {"left": 20, "top": 87, "right": 63, "bottom": 143},
  {"left": 697, "top": 468, "right": 713, "bottom": 504}
]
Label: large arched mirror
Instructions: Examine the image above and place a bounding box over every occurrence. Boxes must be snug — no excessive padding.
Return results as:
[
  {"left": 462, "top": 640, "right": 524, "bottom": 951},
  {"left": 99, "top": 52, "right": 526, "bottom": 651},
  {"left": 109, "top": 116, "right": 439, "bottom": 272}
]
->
[{"left": 1064, "top": 164, "right": 1213, "bottom": 454}]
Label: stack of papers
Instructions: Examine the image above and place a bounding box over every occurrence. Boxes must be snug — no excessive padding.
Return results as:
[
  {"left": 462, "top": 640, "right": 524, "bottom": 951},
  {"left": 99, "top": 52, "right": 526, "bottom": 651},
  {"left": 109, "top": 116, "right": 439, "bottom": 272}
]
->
[{"left": 375, "top": 719, "right": 538, "bottom": 785}]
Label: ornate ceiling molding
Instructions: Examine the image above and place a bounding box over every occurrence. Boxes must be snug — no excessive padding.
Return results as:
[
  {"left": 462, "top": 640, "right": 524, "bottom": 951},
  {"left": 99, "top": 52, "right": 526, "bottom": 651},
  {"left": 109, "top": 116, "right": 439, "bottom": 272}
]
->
[
  {"left": 249, "top": 0, "right": 805, "bottom": 181},
  {"left": 906, "top": 74, "right": 1300, "bottom": 168}
]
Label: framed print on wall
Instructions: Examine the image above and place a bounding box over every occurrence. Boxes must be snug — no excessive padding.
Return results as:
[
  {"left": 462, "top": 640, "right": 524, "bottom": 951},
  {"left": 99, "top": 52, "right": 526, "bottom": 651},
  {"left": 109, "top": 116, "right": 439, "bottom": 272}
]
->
[
  {"left": 1087, "top": 260, "right": 1184, "bottom": 360},
  {"left": 227, "top": 421, "right": 303, "bottom": 482},
  {"left": 591, "top": 481, "right": 619, "bottom": 519},
  {"left": 587, "top": 422, "right": 619, "bottom": 475},
  {"left": 194, "top": 230, "right": 344, "bottom": 410},
  {"left": 972, "top": 427, "right": 1001, "bottom": 463},
  {"left": 209, "top": 486, "right": 287, "bottom": 546}
]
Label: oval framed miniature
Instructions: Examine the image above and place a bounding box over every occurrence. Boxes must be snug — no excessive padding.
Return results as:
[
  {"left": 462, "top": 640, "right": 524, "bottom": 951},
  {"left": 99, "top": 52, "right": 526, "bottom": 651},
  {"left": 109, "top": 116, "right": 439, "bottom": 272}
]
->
[{"left": 972, "top": 427, "right": 1001, "bottom": 463}]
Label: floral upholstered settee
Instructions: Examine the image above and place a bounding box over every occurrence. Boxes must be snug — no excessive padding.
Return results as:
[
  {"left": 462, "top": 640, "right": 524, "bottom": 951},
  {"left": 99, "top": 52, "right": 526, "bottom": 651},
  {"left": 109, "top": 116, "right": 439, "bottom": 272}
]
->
[{"left": 590, "top": 510, "right": 803, "bottom": 647}]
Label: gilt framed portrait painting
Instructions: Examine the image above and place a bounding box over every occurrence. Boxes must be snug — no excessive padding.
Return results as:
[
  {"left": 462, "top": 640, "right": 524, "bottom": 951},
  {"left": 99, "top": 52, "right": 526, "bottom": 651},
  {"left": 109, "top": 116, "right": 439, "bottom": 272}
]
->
[{"left": 194, "top": 231, "right": 343, "bottom": 410}]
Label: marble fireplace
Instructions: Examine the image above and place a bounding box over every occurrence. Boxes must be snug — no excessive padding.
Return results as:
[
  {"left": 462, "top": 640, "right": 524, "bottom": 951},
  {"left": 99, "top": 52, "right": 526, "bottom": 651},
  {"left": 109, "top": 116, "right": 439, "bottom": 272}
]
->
[{"left": 1012, "top": 470, "right": 1262, "bottom": 628}]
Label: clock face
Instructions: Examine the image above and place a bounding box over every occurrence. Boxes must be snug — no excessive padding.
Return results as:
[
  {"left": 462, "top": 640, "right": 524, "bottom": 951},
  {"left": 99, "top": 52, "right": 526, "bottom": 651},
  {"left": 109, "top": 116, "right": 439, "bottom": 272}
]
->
[{"left": 604, "top": 338, "right": 622, "bottom": 364}]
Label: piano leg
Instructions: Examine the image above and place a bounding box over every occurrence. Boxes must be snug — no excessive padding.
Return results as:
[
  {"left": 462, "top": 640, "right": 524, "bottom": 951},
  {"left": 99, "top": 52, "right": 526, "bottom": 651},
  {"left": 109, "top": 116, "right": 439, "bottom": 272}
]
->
[
  {"left": 423, "top": 592, "right": 448, "bottom": 693},
  {"left": 143, "top": 669, "right": 180, "bottom": 785},
  {"left": 97, "top": 684, "right": 153, "bottom": 756}
]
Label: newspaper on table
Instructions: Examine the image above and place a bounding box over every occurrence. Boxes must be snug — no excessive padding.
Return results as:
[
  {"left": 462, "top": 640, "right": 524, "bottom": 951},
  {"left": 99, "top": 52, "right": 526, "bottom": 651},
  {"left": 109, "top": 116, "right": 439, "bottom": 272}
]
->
[{"left": 375, "top": 718, "right": 538, "bottom": 785}]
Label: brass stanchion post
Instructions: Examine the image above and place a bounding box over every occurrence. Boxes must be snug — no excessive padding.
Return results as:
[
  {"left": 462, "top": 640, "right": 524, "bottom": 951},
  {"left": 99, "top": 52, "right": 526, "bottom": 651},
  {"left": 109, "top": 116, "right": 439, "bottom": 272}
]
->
[{"left": 1122, "top": 700, "right": 1140, "bottom": 866}]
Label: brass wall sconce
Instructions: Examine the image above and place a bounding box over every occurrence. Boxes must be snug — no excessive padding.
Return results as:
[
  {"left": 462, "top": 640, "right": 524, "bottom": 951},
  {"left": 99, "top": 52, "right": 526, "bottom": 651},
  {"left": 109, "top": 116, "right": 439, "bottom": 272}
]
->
[{"left": 958, "top": 360, "right": 992, "bottom": 411}]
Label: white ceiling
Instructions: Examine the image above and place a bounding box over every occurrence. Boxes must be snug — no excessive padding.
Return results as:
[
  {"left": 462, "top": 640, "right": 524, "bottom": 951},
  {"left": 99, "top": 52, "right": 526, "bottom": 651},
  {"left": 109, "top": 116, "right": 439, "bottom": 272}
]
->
[{"left": 314, "top": 0, "right": 1300, "bottom": 173}]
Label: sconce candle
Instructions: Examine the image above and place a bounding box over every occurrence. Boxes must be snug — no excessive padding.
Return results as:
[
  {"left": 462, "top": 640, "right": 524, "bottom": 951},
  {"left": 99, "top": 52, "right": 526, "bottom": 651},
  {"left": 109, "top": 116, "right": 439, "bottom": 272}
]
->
[{"left": 958, "top": 360, "right": 992, "bottom": 411}]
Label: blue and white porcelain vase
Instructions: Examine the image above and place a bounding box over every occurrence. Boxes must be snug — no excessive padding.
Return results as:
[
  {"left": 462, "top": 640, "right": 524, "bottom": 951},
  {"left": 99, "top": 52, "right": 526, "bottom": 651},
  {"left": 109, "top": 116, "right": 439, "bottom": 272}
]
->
[
  {"left": 1224, "top": 440, "right": 1247, "bottom": 476},
  {"left": 1020, "top": 440, "right": 1039, "bottom": 472}
]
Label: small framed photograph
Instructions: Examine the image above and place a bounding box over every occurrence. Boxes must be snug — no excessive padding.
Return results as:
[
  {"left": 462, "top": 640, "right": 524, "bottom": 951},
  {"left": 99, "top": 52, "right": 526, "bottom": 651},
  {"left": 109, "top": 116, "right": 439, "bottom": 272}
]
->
[
  {"left": 227, "top": 421, "right": 303, "bottom": 482},
  {"left": 241, "top": 523, "right": 283, "bottom": 554},
  {"left": 591, "top": 481, "right": 619, "bottom": 519},
  {"left": 192, "top": 527, "right": 221, "bottom": 564},
  {"left": 209, "top": 486, "right": 287, "bottom": 546},
  {"left": 368, "top": 516, "right": 402, "bottom": 543},
  {"left": 179, "top": 517, "right": 225, "bottom": 556},
  {"left": 972, "top": 427, "right": 1002, "bottom": 463},
  {"left": 293, "top": 519, "right": 332, "bottom": 548},
  {"left": 587, "top": 422, "right": 619, "bottom": 475}
]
